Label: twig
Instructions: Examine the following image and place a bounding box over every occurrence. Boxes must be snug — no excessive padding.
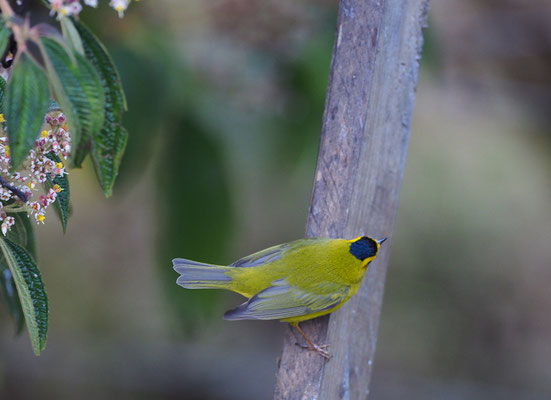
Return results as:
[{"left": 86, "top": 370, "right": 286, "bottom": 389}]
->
[{"left": 0, "top": 175, "right": 28, "bottom": 202}]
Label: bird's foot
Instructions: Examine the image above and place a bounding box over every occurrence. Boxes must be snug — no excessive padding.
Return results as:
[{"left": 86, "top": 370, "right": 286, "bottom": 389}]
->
[{"left": 296, "top": 342, "right": 330, "bottom": 359}]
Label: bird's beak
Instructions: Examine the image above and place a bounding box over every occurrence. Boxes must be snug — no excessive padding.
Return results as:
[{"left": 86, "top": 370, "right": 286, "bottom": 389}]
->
[{"left": 377, "top": 238, "right": 387, "bottom": 245}]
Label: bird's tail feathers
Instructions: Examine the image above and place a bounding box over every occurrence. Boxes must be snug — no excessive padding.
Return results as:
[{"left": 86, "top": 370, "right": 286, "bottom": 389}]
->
[{"left": 173, "top": 258, "right": 232, "bottom": 289}]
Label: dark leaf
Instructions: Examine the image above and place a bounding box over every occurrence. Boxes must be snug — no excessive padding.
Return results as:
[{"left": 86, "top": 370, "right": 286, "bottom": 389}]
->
[
  {"left": 90, "top": 124, "right": 127, "bottom": 198},
  {"left": 0, "top": 75, "right": 6, "bottom": 114},
  {"left": 0, "top": 237, "right": 48, "bottom": 355},
  {"left": 74, "top": 21, "right": 127, "bottom": 196},
  {"left": 5, "top": 53, "right": 50, "bottom": 170},
  {"left": 41, "top": 37, "right": 105, "bottom": 167},
  {"left": 0, "top": 267, "right": 25, "bottom": 334},
  {"left": 44, "top": 153, "right": 70, "bottom": 232},
  {"left": 6, "top": 212, "right": 37, "bottom": 260},
  {"left": 0, "top": 19, "right": 10, "bottom": 59},
  {"left": 0, "top": 212, "right": 37, "bottom": 334}
]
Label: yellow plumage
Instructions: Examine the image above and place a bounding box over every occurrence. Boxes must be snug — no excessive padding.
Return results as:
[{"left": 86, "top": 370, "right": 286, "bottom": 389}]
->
[{"left": 173, "top": 236, "right": 385, "bottom": 358}]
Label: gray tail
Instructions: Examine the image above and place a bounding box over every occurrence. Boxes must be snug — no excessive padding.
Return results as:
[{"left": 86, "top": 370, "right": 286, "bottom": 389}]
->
[{"left": 173, "top": 258, "right": 232, "bottom": 289}]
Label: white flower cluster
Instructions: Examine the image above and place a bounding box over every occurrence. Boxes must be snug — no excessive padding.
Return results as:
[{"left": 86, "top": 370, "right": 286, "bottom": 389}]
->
[
  {"left": 48, "top": 0, "right": 132, "bottom": 18},
  {"left": 0, "top": 113, "right": 71, "bottom": 235}
]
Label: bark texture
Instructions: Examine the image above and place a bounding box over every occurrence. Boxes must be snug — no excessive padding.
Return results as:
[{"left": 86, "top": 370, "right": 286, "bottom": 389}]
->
[{"left": 274, "top": 0, "right": 429, "bottom": 398}]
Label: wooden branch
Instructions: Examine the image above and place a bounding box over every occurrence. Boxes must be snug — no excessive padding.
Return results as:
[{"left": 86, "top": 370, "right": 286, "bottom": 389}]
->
[{"left": 274, "top": 0, "right": 429, "bottom": 398}]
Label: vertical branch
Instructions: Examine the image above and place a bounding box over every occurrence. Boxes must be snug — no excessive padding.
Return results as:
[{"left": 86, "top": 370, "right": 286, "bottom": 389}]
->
[{"left": 274, "top": 0, "right": 429, "bottom": 399}]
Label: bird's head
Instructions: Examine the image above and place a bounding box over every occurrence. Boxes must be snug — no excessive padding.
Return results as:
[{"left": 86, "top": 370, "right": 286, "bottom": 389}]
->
[{"left": 349, "top": 236, "right": 386, "bottom": 265}]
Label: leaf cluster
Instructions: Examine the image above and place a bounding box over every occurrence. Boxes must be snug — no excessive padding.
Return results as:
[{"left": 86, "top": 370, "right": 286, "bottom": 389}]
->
[{"left": 0, "top": 7, "right": 128, "bottom": 355}]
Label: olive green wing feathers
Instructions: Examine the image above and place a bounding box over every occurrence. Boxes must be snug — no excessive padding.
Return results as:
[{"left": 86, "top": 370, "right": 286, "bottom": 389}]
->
[
  {"left": 223, "top": 278, "right": 348, "bottom": 321},
  {"left": 229, "top": 243, "right": 290, "bottom": 268},
  {"left": 229, "top": 238, "right": 326, "bottom": 268}
]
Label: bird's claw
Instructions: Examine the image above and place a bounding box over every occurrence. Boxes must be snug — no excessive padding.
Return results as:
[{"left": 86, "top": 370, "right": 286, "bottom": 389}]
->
[{"left": 296, "top": 342, "right": 330, "bottom": 359}]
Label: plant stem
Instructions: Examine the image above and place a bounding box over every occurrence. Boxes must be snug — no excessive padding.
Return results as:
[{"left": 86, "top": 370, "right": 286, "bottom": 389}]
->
[
  {"left": 0, "top": 0, "right": 14, "bottom": 18},
  {"left": 4, "top": 205, "right": 29, "bottom": 213},
  {"left": 0, "top": 175, "right": 28, "bottom": 202},
  {"left": 0, "top": 0, "right": 29, "bottom": 56}
]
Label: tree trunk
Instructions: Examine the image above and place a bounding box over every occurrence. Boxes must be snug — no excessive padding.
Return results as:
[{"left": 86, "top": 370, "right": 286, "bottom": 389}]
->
[{"left": 274, "top": 0, "right": 429, "bottom": 398}]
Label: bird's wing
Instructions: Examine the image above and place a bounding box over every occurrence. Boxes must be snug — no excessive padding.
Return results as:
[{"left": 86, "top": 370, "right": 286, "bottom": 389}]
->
[
  {"left": 229, "top": 238, "right": 325, "bottom": 268},
  {"left": 223, "top": 278, "right": 349, "bottom": 320},
  {"left": 229, "top": 243, "right": 290, "bottom": 268}
]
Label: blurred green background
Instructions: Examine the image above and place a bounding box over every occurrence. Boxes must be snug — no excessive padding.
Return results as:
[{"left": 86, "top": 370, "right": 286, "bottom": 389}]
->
[{"left": 1, "top": 0, "right": 551, "bottom": 399}]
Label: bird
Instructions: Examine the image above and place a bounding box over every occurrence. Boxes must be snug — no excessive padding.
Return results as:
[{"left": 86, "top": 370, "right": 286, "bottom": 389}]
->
[{"left": 173, "top": 235, "right": 386, "bottom": 358}]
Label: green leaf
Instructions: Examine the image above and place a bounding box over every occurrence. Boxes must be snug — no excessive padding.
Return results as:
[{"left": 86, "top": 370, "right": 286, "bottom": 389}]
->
[
  {"left": 44, "top": 153, "right": 70, "bottom": 233},
  {"left": 0, "top": 237, "right": 48, "bottom": 355},
  {"left": 7, "top": 213, "right": 37, "bottom": 261},
  {"left": 60, "top": 18, "right": 84, "bottom": 56},
  {"left": 40, "top": 45, "right": 79, "bottom": 150},
  {"left": 74, "top": 21, "right": 127, "bottom": 112},
  {"left": 90, "top": 124, "right": 127, "bottom": 198},
  {"left": 41, "top": 37, "right": 105, "bottom": 166},
  {"left": 5, "top": 53, "right": 50, "bottom": 171},
  {"left": 0, "top": 266, "right": 25, "bottom": 334},
  {"left": 0, "top": 212, "right": 37, "bottom": 334},
  {"left": 0, "top": 19, "right": 10, "bottom": 59},
  {"left": 74, "top": 21, "right": 127, "bottom": 196},
  {"left": 0, "top": 75, "right": 7, "bottom": 114}
]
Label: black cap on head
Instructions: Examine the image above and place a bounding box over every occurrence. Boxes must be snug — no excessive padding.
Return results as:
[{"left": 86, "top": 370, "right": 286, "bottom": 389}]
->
[{"left": 349, "top": 237, "right": 379, "bottom": 261}]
